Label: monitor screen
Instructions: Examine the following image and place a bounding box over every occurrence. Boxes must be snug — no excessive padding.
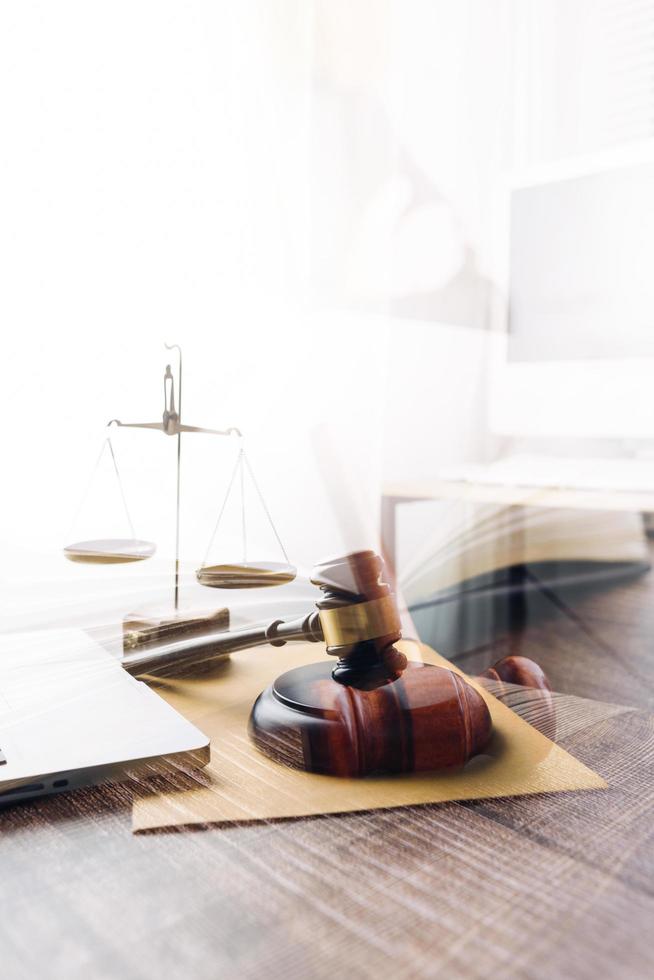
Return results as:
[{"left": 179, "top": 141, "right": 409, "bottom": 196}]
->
[{"left": 508, "top": 161, "right": 654, "bottom": 362}]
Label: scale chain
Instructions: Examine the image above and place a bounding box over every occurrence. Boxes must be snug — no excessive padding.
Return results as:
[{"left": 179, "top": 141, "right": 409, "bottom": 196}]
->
[
  {"left": 200, "top": 446, "right": 290, "bottom": 569},
  {"left": 67, "top": 435, "right": 137, "bottom": 543},
  {"left": 242, "top": 452, "right": 291, "bottom": 565},
  {"left": 200, "top": 449, "right": 243, "bottom": 569}
]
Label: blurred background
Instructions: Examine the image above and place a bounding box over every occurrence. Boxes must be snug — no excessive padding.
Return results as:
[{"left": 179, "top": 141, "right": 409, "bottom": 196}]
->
[{"left": 2, "top": 0, "right": 654, "bottom": 705}]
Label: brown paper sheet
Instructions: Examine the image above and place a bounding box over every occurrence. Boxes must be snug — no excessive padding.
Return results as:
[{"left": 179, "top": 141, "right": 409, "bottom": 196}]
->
[{"left": 132, "top": 641, "right": 606, "bottom": 831}]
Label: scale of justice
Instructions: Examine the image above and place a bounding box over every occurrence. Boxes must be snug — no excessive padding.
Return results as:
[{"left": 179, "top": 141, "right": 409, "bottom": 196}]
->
[{"left": 64, "top": 343, "right": 297, "bottom": 658}]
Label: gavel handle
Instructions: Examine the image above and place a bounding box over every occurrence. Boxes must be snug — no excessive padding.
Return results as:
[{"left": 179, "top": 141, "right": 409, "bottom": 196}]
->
[
  {"left": 122, "top": 610, "right": 551, "bottom": 703},
  {"left": 121, "top": 610, "right": 324, "bottom": 676}
]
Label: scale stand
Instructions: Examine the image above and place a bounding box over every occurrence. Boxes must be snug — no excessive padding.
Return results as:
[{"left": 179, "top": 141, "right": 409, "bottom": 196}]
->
[{"left": 112, "top": 344, "right": 242, "bottom": 661}]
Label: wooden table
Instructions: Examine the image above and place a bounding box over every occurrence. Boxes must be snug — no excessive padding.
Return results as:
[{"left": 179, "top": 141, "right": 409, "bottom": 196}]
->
[{"left": 2, "top": 557, "right": 654, "bottom": 978}]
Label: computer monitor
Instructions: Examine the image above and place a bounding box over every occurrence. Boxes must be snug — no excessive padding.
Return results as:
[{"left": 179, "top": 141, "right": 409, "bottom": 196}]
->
[{"left": 489, "top": 143, "right": 654, "bottom": 440}]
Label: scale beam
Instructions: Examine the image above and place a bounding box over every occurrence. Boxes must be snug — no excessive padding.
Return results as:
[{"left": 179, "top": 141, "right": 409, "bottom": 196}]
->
[
  {"left": 108, "top": 419, "right": 242, "bottom": 438},
  {"left": 108, "top": 420, "right": 165, "bottom": 432},
  {"left": 177, "top": 423, "right": 243, "bottom": 438}
]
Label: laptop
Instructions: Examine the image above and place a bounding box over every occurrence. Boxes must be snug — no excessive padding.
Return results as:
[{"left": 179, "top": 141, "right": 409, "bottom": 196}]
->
[{"left": 0, "top": 629, "right": 209, "bottom": 803}]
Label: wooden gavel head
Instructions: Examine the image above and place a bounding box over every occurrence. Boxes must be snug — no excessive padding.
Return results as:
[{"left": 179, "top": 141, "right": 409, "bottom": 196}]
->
[
  {"left": 479, "top": 654, "right": 555, "bottom": 740},
  {"left": 481, "top": 655, "right": 551, "bottom": 691},
  {"left": 249, "top": 550, "right": 496, "bottom": 777}
]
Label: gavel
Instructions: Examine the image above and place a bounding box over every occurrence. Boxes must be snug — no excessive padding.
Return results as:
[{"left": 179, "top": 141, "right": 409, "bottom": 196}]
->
[
  {"left": 249, "top": 551, "right": 553, "bottom": 776},
  {"left": 122, "top": 551, "right": 553, "bottom": 777}
]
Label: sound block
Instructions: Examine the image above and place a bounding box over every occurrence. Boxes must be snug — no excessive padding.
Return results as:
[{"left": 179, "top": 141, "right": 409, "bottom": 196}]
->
[
  {"left": 249, "top": 659, "right": 492, "bottom": 777},
  {"left": 122, "top": 604, "right": 230, "bottom": 676}
]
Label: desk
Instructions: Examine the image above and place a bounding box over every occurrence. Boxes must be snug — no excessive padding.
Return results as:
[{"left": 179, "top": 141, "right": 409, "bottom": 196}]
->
[
  {"left": 2, "top": 562, "right": 654, "bottom": 978},
  {"left": 381, "top": 478, "right": 654, "bottom": 576}
]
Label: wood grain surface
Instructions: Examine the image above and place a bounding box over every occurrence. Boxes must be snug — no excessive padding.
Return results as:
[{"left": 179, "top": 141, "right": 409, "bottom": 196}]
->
[{"left": 2, "top": 554, "right": 654, "bottom": 979}]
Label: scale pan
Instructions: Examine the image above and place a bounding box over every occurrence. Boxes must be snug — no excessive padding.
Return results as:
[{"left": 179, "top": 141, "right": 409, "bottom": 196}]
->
[
  {"left": 197, "top": 562, "right": 297, "bottom": 589},
  {"left": 63, "top": 539, "right": 156, "bottom": 564}
]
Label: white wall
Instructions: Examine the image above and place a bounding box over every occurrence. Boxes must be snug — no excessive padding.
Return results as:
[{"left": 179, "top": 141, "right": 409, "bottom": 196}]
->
[
  {"left": 382, "top": 321, "right": 498, "bottom": 485},
  {"left": 1, "top": 1, "right": 515, "bottom": 628}
]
